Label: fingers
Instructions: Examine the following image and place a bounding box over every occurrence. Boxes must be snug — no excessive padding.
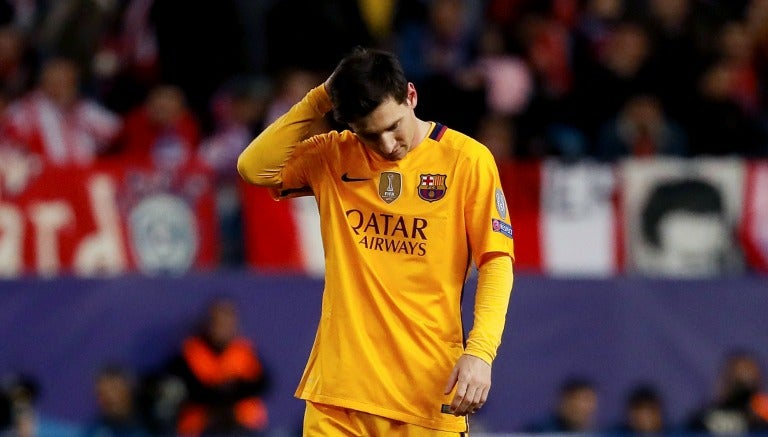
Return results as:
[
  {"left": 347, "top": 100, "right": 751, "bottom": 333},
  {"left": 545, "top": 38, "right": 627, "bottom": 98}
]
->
[
  {"left": 469, "top": 386, "right": 490, "bottom": 414},
  {"left": 445, "top": 355, "right": 492, "bottom": 416},
  {"left": 443, "top": 366, "right": 459, "bottom": 395},
  {"left": 449, "top": 377, "right": 489, "bottom": 416},
  {"left": 455, "top": 384, "right": 477, "bottom": 415}
]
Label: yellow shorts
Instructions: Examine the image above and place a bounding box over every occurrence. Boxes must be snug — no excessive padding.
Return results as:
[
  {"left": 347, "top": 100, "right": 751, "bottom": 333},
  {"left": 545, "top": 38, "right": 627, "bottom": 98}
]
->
[{"left": 303, "top": 401, "right": 468, "bottom": 437}]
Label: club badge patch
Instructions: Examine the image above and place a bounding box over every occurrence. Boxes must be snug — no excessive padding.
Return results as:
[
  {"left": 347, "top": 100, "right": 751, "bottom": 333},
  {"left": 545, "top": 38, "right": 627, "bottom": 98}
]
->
[
  {"left": 492, "top": 218, "right": 514, "bottom": 239},
  {"left": 418, "top": 174, "right": 447, "bottom": 202},
  {"left": 379, "top": 171, "right": 402, "bottom": 203},
  {"left": 495, "top": 188, "right": 507, "bottom": 218}
]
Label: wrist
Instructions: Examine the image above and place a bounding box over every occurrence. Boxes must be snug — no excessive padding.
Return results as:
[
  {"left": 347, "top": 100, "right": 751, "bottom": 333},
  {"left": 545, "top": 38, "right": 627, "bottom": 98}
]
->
[{"left": 307, "top": 84, "right": 334, "bottom": 115}]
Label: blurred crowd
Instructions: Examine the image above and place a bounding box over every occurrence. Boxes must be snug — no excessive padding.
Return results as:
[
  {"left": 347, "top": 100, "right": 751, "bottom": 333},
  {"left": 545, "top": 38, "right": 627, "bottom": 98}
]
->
[
  {"left": 519, "top": 351, "right": 768, "bottom": 435},
  {"left": 2, "top": 0, "right": 768, "bottom": 164},
  {"left": 2, "top": 336, "right": 767, "bottom": 436},
  {"left": 1, "top": 0, "right": 768, "bottom": 266},
  {"left": 1, "top": 298, "right": 272, "bottom": 437}
]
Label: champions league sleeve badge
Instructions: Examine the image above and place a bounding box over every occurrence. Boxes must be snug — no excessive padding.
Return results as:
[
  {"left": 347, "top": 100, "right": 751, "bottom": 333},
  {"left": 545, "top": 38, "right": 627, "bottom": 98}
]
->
[
  {"left": 495, "top": 188, "right": 507, "bottom": 219},
  {"left": 418, "top": 174, "right": 447, "bottom": 202}
]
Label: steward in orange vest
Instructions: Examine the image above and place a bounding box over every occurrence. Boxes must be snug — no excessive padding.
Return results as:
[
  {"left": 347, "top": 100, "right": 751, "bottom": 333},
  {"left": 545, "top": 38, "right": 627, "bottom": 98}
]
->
[{"left": 173, "top": 299, "right": 269, "bottom": 436}]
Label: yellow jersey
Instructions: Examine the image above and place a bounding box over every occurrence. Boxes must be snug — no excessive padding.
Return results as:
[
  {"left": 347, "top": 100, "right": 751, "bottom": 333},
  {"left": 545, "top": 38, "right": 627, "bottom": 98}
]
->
[{"left": 266, "top": 96, "right": 515, "bottom": 431}]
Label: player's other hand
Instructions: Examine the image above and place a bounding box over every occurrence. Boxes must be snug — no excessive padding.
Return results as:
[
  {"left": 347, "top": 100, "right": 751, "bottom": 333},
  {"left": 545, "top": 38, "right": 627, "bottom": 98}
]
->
[{"left": 443, "top": 354, "right": 491, "bottom": 416}]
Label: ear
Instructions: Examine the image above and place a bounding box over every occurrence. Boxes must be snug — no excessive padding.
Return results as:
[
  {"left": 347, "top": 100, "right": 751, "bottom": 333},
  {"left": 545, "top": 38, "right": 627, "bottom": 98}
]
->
[{"left": 406, "top": 82, "right": 418, "bottom": 109}]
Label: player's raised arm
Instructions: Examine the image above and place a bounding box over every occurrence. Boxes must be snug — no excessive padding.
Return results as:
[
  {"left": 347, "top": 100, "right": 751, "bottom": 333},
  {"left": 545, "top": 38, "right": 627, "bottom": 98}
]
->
[{"left": 236, "top": 82, "right": 333, "bottom": 187}]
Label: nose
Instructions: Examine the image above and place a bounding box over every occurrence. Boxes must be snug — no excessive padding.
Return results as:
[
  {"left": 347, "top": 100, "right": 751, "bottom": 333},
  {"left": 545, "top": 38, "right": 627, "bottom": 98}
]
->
[{"left": 378, "top": 132, "right": 398, "bottom": 154}]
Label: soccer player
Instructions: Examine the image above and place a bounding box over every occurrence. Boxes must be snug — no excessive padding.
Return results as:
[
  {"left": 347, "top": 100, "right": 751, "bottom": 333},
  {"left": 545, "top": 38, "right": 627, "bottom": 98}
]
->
[{"left": 237, "top": 47, "right": 514, "bottom": 436}]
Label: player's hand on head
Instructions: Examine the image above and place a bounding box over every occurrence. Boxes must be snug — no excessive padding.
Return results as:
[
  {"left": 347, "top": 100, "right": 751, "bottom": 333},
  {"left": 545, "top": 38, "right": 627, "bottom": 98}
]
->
[
  {"left": 443, "top": 354, "right": 492, "bottom": 416},
  {"left": 324, "top": 64, "right": 341, "bottom": 94},
  {"left": 323, "top": 73, "right": 334, "bottom": 94}
]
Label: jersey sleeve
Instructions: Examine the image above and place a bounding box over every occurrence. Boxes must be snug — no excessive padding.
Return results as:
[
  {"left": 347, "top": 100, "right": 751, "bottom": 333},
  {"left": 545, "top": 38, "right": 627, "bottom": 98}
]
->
[
  {"left": 463, "top": 145, "right": 515, "bottom": 265},
  {"left": 270, "top": 135, "right": 329, "bottom": 199},
  {"left": 462, "top": 144, "right": 515, "bottom": 363},
  {"left": 237, "top": 84, "right": 333, "bottom": 193}
]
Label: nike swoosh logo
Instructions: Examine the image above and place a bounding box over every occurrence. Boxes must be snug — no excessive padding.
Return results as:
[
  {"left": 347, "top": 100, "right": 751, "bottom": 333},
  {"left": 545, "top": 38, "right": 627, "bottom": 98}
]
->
[
  {"left": 279, "top": 186, "right": 313, "bottom": 197},
  {"left": 341, "top": 173, "right": 370, "bottom": 182}
]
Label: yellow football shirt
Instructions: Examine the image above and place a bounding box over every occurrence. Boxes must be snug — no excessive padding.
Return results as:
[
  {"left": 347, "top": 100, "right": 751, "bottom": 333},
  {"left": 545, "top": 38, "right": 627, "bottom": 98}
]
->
[{"left": 272, "top": 109, "right": 515, "bottom": 431}]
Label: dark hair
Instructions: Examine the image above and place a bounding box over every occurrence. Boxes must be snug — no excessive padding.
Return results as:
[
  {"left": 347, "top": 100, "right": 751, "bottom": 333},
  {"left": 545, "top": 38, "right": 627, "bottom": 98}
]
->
[
  {"left": 626, "top": 384, "right": 662, "bottom": 408},
  {"left": 559, "top": 377, "right": 596, "bottom": 396},
  {"left": 641, "top": 179, "right": 725, "bottom": 249},
  {"left": 327, "top": 47, "right": 408, "bottom": 124},
  {"left": 97, "top": 364, "right": 133, "bottom": 382}
]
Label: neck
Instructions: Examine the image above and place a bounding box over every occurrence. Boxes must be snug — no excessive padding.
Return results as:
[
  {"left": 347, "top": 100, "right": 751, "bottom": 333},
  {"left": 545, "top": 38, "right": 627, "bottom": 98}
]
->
[{"left": 412, "top": 118, "right": 431, "bottom": 146}]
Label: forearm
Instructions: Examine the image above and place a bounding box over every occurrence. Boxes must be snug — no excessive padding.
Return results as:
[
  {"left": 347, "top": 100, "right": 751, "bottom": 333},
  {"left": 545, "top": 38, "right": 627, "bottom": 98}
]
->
[
  {"left": 237, "top": 84, "right": 332, "bottom": 186},
  {"left": 464, "top": 254, "right": 514, "bottom": 364}
]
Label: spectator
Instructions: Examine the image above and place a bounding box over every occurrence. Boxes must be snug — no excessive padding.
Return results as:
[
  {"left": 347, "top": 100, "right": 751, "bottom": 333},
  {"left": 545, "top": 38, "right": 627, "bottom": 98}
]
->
[
  {"left": 0, "top": 1, "right": 11, "bottom": 26},
  {"left": 642, "top": 0, "right": 708, "bottom": 123},
  {"left": 716, "top": 20, "right": 762, "bottom": 116},
  {"left": 746, "top": 0, "right": 768, "bottom": 70},
  {"left": 35, "top": 0, "right": 120, "bottom": 82},
  {"left": 94, "top": 0, "right": 161, "bottom": 115},
  {"left": 473, "top": 23, "right": 534, "bottom": 118},
  {"left": 395, "top": 0, "right": 486, "bottom": 134},
  {"left": 575, "top": 0, "right": 624, "bottom": 62},
  {"left": 476, "top": 113, "right": 517, "bottom": 160},
  {"left": 149, "top": 0, "right": 248, "bottom": 132},
  {"left": 574, "top": 20, "right": 655, "bottom": 143},
  {"left": 0, "top": 26, "right": 33, "bottom": 100},
  {"left": 687, "top": 350, "right": 768, "bottom": 435},
  {"left": 170, "top": 298, "right": 269, "bottom": 437},
  {"left": 613, "top": 384, "right": 667, "bottom": 435},
  {"left": 111, "top": 84, "right": 200, "bottom": 170},
  {"left": 513, "top": 1, "right": 591, "bottom": 158},
  {"left": 596, "top": 93, "right": 688, "bottom": 161},
  {"left": 526, "top": 377, "right": 600, "bottom": 433},
  {"left": 687, "top": 60, "right": 767, "bottom": 157},
  {"left": 263, "top": 69, "right": 318, "bottom": 127},
  {"left": 0, "top": 57, "right": 121, "bottom": 166},
  {"left": 264, "top": 0, "right": 372, "bottom": 74},
  {"left": 199, "top": 78, "right": 272, "bottom": 265},
  {"left": 0, "top": 385, "right": 9, "bottom": 434},
  {"left": 83, "top": 366, "right": 149, "bottom": 437},
  {"left": 0, "top": 373, "right": 80, "bottom": 437},
  {"left": 199, "top": 79, "right": 270, "bottom": 182}
]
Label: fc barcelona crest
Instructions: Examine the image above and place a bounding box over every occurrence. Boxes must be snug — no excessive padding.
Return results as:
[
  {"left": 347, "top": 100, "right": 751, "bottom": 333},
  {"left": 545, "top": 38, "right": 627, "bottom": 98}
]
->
[
  {"left": 418, "top": 174, "right": 447, "bottom": 202},
  {"left": 379, "top": 171, "right": 402, "bottom": 203}
]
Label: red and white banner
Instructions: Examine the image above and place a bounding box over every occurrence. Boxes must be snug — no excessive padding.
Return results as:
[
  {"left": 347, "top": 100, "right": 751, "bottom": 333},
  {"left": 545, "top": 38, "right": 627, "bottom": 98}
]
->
[
  {"left": 0, "top": 152, "right": 217, "bottom": 277},
  {"left": 239, "top": 181, "right": 324, "bottom": 277},
  {"left": 501, "top": 159, "right": 620, "bottom": 276},
  {"left": 740, "top": 160, "right": 768, "bottom": 272},
  {"left": 240, "top": 159, "right": 621, "bottom": 277},
  {"left": 238, "top": 158, "right": 768, "bottom": 277},
  {"left": 620, "top": 158, "right": 746, "bottom": 277}
]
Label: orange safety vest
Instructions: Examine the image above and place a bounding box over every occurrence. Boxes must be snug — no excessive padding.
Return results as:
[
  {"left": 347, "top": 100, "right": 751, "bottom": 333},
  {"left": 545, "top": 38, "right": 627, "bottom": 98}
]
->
[
  {"left": 176, "top": 336, "right": 268, "bottom": 436},
  {"left": 753, "top": 393, "right": 768, "bottom": 422}
]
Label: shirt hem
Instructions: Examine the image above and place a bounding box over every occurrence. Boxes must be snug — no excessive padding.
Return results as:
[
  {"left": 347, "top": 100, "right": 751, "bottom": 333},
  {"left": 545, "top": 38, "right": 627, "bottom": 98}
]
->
[{"left": 295, "top": 391, "right": 468, "bottom": 433}]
